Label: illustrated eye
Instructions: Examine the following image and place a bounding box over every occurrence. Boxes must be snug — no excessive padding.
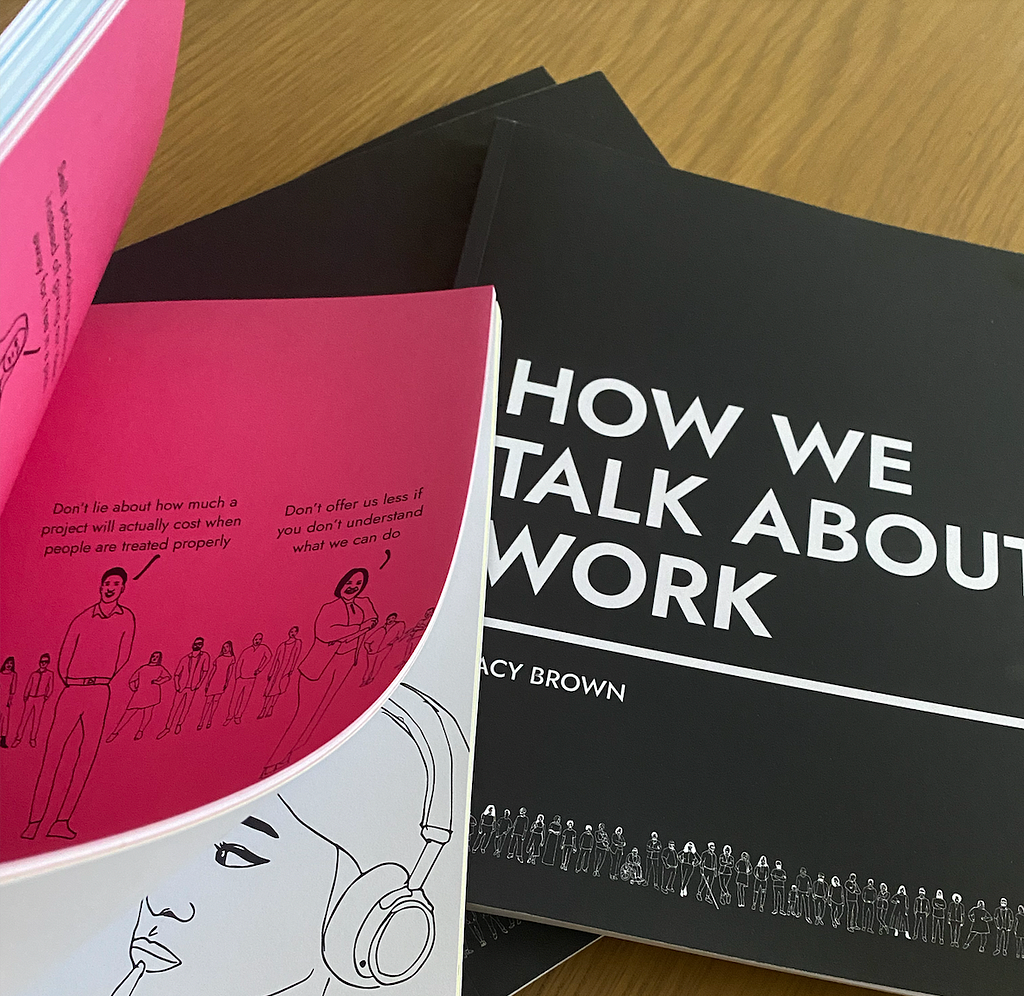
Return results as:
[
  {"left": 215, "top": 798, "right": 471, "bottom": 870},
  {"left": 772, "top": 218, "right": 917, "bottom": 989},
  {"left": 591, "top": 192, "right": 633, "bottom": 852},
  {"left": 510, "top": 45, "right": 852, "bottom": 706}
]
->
[{"left": 215, "top": 842, "right": 270, "bottom": 868}]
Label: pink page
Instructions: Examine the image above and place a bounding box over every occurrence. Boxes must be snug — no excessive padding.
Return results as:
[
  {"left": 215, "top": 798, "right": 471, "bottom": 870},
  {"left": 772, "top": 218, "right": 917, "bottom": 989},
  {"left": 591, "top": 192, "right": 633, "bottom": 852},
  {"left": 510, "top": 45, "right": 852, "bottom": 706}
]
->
[
  {"left": 0, "top": 0, "right": 185, "bottom": 513},
  {"left": 0, "top": 288, "right": 494, "bottom": 866}
]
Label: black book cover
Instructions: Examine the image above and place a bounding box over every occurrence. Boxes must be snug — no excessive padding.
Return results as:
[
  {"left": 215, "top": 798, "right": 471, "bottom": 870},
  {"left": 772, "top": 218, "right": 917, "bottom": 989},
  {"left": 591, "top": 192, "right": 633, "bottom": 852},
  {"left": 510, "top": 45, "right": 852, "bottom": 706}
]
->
[
  {"left": 457, "top": 120, "right": 1024, "bottom": 996},
  {"left": 96, "top": 73, "right": 664, "bottom": 303}
]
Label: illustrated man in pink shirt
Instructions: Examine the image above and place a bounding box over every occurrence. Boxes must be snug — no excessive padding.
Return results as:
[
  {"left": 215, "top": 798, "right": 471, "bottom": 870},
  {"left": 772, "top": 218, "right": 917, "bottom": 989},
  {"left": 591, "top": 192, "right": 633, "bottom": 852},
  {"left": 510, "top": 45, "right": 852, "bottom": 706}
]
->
[{"left": 22, "top": 567, "right": 135, "bottom": 841}]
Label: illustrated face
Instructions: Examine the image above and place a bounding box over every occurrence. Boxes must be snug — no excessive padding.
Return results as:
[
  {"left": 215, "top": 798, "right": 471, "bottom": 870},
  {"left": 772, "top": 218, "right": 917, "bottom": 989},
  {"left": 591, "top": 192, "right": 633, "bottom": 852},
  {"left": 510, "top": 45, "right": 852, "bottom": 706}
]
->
[
  {"left": 39, "top": 655, "right": 50, "bottom": 670},
  {"left": 288, "top": 626, "right": 299, "bottom": 639},
  {"left": 341, "top": 574, "right": 366, "bottom": 599},
  {"left": 221, "top": 643, "right": 231, "bottom": 656},
  {"left": 252, "top": 634, "right": 263, "bottom": 647},
  {"left": 149, "top": 652, "right": 162, "bottom": 665},
  {"left": 1, "top": 315, "right": 28, "bottom": 376},
  {"left": 192, "top": 638, "right": 204, "bottom": 653},
  {"left": 100, "top": 574, "right": 125, "bottom": 603},
  {"left": 131, "top": 796, "right": 340, "bottom": 995}
]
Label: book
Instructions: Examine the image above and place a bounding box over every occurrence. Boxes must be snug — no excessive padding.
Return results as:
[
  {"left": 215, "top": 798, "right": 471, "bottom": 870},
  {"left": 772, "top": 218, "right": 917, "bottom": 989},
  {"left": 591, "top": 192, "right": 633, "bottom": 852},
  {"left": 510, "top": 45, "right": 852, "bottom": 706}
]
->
[
  {"left": 456, "top": 120, "right": 1024, "bottom": 996},
  {"left": 95, "top": 72, "right": 664, "bottom": 305},
  {"left": 4, "top": 337, "right": 497, "bottom": 994},
  {"left": 0, "top": 0, "right": 185, "bottom": 512},
  {"left": 0, "top": 288, "right": 498, "bottom": 876}
]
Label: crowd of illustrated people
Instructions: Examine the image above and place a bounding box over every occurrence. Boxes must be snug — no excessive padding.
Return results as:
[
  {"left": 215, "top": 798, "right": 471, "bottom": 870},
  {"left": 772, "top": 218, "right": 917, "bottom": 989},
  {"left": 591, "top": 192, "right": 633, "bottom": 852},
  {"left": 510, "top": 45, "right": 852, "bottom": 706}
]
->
[
  {"left": 3, "top": 564, "right": 434, "bottom": 842},
  {"left": 463, "top": 911, "right": 522, "bottom": 955},
  {"left": 468, "top": 804, "right": 1024, "bottom": 962}
]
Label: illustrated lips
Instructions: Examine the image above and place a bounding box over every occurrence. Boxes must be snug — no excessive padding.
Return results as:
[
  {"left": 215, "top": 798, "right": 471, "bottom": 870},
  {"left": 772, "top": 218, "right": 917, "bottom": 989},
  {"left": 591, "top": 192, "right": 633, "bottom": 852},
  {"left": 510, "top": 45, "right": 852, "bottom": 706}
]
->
[{"left": 130, "top": 936, "right": 182, "bottom": 972}]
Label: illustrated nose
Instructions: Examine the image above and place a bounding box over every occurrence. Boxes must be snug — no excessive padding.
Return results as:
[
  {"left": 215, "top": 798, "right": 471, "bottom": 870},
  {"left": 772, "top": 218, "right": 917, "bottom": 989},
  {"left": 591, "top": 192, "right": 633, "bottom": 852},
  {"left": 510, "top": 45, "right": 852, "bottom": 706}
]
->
[{"left": 144, "top": 894, "right": 196, "bottom": 923}]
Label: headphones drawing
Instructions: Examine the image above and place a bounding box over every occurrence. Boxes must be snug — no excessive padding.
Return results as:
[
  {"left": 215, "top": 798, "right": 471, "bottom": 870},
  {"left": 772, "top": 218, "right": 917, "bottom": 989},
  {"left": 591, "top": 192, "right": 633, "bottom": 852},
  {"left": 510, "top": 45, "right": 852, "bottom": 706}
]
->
[{"left": 321, "top": 683, "right": 466, "bottom": 988}]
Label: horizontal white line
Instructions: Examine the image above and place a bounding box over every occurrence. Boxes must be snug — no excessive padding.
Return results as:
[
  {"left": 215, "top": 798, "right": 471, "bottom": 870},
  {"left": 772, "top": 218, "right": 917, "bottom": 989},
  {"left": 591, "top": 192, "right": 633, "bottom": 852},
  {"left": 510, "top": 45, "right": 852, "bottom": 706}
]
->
[{"left": 483, "top": 617, "right": 1024, "bottom": 730}]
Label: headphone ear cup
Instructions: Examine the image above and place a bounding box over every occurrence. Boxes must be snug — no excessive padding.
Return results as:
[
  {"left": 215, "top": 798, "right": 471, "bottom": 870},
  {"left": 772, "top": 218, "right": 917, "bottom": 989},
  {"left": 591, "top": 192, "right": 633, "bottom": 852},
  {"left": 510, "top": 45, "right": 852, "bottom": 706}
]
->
[{"left": 323, "top": 863, "right": 436, "bottom": 988}]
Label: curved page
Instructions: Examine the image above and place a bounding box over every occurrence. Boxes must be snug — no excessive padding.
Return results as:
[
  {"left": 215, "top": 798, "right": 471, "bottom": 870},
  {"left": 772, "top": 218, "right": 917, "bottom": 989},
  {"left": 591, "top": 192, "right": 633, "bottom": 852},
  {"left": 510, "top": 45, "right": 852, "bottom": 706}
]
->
[
  {"left": 0, "top": 287, "right": 495, "bottom": 875},
  {"left": 0, "top": 0, "right": 185, "bottom": 512}
]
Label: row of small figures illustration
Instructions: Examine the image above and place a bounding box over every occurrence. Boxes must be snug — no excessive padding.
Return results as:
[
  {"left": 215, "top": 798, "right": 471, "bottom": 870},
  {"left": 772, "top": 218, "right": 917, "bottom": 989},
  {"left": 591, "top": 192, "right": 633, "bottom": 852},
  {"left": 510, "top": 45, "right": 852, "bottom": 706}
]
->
[{"left": 469, "top": 806, "right": 1023, "bottom": 959}]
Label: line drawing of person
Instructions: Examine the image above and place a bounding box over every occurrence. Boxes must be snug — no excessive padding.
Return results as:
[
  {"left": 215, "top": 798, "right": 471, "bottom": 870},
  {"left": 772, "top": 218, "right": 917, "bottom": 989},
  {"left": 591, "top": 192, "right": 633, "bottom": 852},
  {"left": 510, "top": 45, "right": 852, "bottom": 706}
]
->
[
  {"left": 993, "top": 897, "right": 1013, "bottom": 956},
  {"left": 0, "top": 655, "right": 17, "bottom": 747},
  {"left": 860, "top": 878, "right": 877, "bottom": 933},
  {"left": 576, "top": 824, "right": 595, "bottom": 873},
  {"left": 890, "top": 885, "right": 911, "bottom": 939},
  {"left": 526, "top": 815, "right": 545, "bottom": 865},
  {"left": 492, "top": 808, "right": 513, "bottom": 857},
  {"left": 198, "top": 641, "right": 235, "bottom": 730},
  {"left": 226, "top": 633, "right": 273, "bottom": 725},
  {"left": 592, "top": 823, "right": 611, "bottom": 877},
  {"left": 828, "top": 875, "right": 845, "bottom": 928},
  {"left": 735, "top": 852, "right": 752, "bottom": 908},
  {"left": 608, "top": 827, "right": 627, "bottom": 882},
  {"left": 812, "top": 872, "right": 828, "bottom": 925},
  {"left": 158, "top": 637, "right": 211, "bottom": 740},
  {"left": 795, "top": 867, "right": 813, "bottom": 922},
  {"left": 399, "top": 607, "right": 434, "bottom": 665},
  {"left": 12, "top": 652, "right": 55, "bottom": 747},
  {"left": 752, "top": 855, "right": 769, "bottom": 911},
  {"left": 1013, "top": 903, "right": 1023, "bottom": 959},
  {"left": 718, "top": 844, "right": 734, "bottom": 906},
  {"left": 912, "top": 887, "right": 930, "bottom": 941},
  {"left": 844, "top": 873, "right": 861, "bottom": 931},
  {"left": 930, "top": 888, "right": 946, "bottom": 944},
  {"left": 262, "top": 568, "right": 377, "bottom": 778},
  {"left": 359, "top": 613, "right": 405, "bottom": 687},
  {"left": 644, "top": 832, "right": 662, "bottom": 890},
  {"left": 109, "top": 682, "right": 462, "bottom": 994},
  {"left": 660, "top": 840, "right": 679, "bottom": 894},
  {"left": 507, "top": 807, "right": 528, "bottom": 862},
  {"left": 963, "top": 898, "right": 992, "bottom": 952},
  {"left": 786, "top": 884, "right": 800, "bottom": 917},
  {"left": 559, "top": 819, "right": 577, "bottom": 871},
  {"left": 541, "top": 815, "right": 562, "bottom": 866},
  {"left": 258, "top": 627, "right": 302, "bottom": 719},
  {"left": 620, "top": 848, "right": 644, "bottom": 885},
  {"left": 472, "top": 804, "right": 496, "bottom": 854},
  {"left": 770, "top": 860, "right": 787, "bottom": 916},
  {"left": 875, "top": 882, "right": 892, "bottom": 936},
  {"left": 679, "top": 841, "right": 698, "bottom": 897},
  {"left": 948, "top": 892, "right": 964, "bottom": 947},
  {"left": 697, "top": 843, "right": 719, "bottom": 908},
  {"left": 106, "top": 652, "right": 171, "bottom": 743},
  {"left": 465, "top": 910, "right": 488, "bottom": 950},
  {"left": 22, "top": 567, "right": 135, "bottom": 841}
]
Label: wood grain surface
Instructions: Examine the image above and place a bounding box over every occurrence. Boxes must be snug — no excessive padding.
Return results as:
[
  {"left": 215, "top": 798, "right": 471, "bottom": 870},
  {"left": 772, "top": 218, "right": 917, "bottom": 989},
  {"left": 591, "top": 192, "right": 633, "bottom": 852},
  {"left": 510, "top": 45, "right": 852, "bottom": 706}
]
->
[{"left": 3, "top": 1, "right": 1020, "bottom": 993}]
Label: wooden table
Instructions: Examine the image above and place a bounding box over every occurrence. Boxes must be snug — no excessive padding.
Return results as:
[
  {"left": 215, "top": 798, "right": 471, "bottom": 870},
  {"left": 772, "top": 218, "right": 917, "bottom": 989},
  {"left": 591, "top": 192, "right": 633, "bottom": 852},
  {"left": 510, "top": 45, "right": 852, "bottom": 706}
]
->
[{"left": 3, "top": 1, "right": 1020, "bottom": 993}]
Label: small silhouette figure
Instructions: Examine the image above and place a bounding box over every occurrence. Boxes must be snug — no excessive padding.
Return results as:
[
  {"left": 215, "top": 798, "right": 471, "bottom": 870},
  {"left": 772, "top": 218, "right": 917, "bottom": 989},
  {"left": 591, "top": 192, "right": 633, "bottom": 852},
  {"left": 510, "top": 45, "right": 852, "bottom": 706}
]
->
[
  {"left": 106, "top": 651, "right": 171, "bottom": 742},
  {"left": 492, "top": 808, "right": 513, "bottom": 857},
  {"left": 576, "top": 824, "right": 595, "bottom": 873},
  {"left": 930, "top": 889, "right": 946, "bottom": 944},
  {"left": 912, "top": 887, "right": 930, "bottom": 942},
  {"left": 526, "top": 815, "right": 545, "bottom": 865},
  {"left": 992, "top": 898, "right": 1013, "bottom": 957},
  {"left": 963, "top": 899, "right": 992, "bottom": 952},
  {"left": 735, "top": 851, "right": 752, "bottom": 908},
  {"left": 199, "top": 641, "right": 236, "bottom": 730},
  {"left": 592, "top": 823, "right": 611, "bottom": 877},
  {"left": 679, "top": 841, "right": 698, "bottom": 897},
  {"left": 644, "top": 832, "right": 662, "bottom": 890},
  {"left": 660, "top": 840, "right": 679, "bottom": 894},
  {"left": 472, "top": 804, "right": 496, "bottom": 854},
  {"left": 259, "top": 626, "right": 302, "bottom": 718},
  {"left": 12, "top": 653, "right": 55, "bottom": 748},
  {"left": 559, "top": 819, "right": 577, "bottom": 870},
  {"left": 0, "top": 656, "right": 16, "bottom": 748},
  {"left": 948, "top": 893, "right": 965, "bottom": 947},
  {"left": 507, "top": 807, "right": 528, "bottom": 862},
  {"left": 158, "top": 637, "right": 211, "bottom": 739},
  {"left": 812, "top": 872, "right": 828, "bottom": 925},
  {"left": 752, "top": 855, "right": 770, "bottom": 912},
  {"left": 718, "top": 845, "right": 735, "bottom": 905}
]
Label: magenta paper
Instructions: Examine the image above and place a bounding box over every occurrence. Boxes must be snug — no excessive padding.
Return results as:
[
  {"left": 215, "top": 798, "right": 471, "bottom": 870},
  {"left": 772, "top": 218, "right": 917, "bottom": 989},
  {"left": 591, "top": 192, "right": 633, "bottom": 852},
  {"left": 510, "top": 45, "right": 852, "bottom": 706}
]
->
[
  {"left": 0, "top": 0, "right": 185, "bottom": 513},
  {"left": 0, "top": 289, "right": 493, "bottom": 865}
]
